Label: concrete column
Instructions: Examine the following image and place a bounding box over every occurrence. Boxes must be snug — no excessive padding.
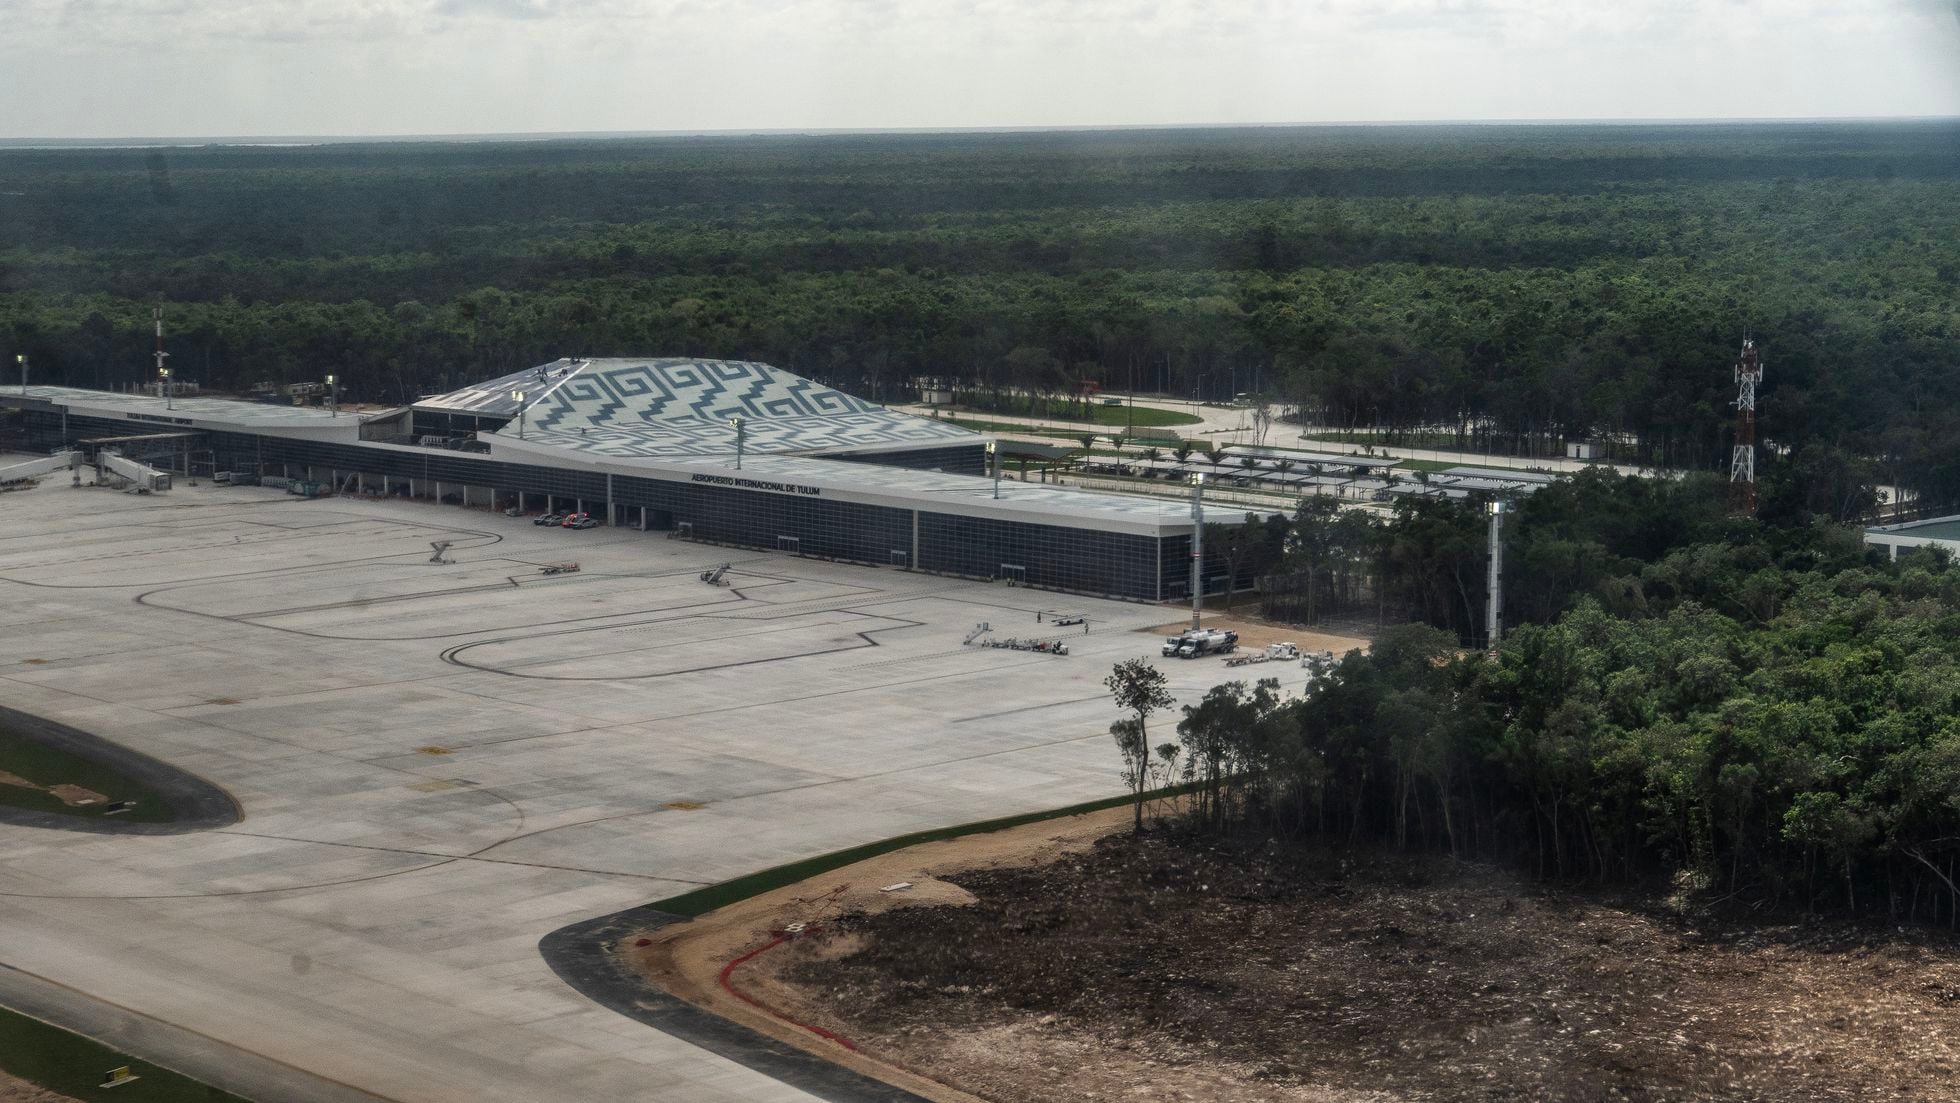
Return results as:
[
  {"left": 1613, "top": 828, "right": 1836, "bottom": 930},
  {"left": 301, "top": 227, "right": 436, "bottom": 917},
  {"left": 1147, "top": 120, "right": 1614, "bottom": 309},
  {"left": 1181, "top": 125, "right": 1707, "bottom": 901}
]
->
[
  {"left": 435, "top": 481, "right": 444, "bottom": 503},
  {"left": 606, "top": 474, "right": 614, "bottom": 527}
]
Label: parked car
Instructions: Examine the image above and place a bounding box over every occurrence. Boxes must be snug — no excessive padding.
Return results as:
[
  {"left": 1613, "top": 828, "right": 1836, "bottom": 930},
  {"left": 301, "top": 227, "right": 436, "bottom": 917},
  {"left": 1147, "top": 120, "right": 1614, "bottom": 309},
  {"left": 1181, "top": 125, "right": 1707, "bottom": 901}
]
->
[
  {"left": 563, "top": 513, "right": 598, "bottom": 529},
  {"left": 534, "top": 511, "right": 566, "bottom": 525}
]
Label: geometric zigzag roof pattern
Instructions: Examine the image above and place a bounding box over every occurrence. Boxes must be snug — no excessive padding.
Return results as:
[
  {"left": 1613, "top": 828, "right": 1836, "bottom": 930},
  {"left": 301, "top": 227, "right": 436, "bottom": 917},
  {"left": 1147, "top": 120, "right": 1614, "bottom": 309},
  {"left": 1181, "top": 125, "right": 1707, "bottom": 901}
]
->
[{"left": 432, "top": 358, "right": 977, "bottom": 459}]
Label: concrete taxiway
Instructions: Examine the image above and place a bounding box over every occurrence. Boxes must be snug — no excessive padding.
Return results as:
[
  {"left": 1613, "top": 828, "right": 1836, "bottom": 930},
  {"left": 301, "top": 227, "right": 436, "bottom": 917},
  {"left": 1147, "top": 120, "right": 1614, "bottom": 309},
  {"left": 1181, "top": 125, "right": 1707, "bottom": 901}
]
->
[{"left": 0, "top": 479, "right": 1306, "bottom": 1101}]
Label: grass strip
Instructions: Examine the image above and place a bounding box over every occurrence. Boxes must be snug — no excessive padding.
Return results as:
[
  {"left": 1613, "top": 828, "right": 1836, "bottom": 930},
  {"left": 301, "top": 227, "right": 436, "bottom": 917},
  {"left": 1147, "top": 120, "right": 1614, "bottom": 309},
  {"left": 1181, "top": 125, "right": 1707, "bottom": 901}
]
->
[
  {"left": 0, "top": 728, "right": 176, "bottom": 823},
  {"left": 0, "top": 1004, "right": 248, "bottom": 1103},
  {"left": 651, "top": 789, "right": 1187, "bottom": 917}
]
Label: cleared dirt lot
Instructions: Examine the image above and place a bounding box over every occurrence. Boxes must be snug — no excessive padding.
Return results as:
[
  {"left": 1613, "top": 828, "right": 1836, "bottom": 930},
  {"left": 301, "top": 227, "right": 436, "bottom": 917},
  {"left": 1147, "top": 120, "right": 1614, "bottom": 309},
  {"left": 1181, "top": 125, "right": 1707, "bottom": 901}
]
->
[
  {"left": 0, "top": 1072, "right": 70, "bottom": 1103},
  {"left": 631, "top": 811, "right": 1960, "bottom": 1103}
]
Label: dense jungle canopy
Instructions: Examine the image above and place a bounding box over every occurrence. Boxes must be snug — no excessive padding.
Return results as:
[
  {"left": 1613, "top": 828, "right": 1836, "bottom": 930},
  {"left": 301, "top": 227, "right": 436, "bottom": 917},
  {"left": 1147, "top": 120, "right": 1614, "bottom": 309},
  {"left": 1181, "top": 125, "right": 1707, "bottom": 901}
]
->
[{"left": 2, "top": 122, "right": 1956, "bottom": 499}]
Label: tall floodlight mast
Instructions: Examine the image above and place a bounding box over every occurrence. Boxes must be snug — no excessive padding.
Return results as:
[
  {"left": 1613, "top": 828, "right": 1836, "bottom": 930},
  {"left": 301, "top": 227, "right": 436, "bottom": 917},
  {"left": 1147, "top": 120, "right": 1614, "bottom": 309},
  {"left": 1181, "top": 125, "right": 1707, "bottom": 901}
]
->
[
  {"left": 1189, "top": 473, "right": 1206, "bottom": 631},
  {"left": 1729, "top": 339, "right": 1764, "bottom": 515},
  {"left": 1485, "top": 498, "right": 1508, "bottom": 649},
  {"left": 154, "top": 307, "right": 172, "bottom": 410}
]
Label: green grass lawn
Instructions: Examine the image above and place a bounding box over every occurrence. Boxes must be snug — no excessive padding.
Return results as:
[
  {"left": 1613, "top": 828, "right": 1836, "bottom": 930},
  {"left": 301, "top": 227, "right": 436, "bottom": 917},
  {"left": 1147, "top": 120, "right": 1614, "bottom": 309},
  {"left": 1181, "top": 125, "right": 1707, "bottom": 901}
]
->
[
  {"left": 0, "top": 727, "right": 176, "bottom": 823},
  {"left": 0, "top": 1006, "right": 248, "bottom": 1102}
]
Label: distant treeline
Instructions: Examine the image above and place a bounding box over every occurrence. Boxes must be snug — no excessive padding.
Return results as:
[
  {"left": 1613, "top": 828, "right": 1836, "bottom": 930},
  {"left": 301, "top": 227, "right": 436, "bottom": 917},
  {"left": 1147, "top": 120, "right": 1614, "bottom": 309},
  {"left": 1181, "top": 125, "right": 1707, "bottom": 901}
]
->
[{"left": 2, "top": 123, "right": 1957, "bottom": 507}]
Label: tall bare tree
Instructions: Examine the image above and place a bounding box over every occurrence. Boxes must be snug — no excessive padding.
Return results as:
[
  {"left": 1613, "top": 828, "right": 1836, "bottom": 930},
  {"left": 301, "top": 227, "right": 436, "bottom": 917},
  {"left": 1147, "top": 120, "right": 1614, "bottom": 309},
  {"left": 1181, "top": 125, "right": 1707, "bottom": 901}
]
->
[{"left": 1105, "top": 658, "right": 1175, "bottom": 832}]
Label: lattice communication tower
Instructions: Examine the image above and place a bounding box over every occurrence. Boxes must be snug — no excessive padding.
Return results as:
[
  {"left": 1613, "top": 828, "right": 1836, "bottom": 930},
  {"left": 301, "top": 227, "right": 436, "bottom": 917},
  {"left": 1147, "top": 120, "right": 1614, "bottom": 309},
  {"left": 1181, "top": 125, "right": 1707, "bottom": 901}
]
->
[{"left": 1729, "top": 339, "right": 1764, "bottom": 515}]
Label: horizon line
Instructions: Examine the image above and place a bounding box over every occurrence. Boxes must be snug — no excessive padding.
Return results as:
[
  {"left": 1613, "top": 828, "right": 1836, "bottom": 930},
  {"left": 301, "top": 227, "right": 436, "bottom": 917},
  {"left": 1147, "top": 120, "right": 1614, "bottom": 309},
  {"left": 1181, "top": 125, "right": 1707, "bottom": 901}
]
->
[{"left": 4, "top": 114, "right": 1957, "bottom": 148}]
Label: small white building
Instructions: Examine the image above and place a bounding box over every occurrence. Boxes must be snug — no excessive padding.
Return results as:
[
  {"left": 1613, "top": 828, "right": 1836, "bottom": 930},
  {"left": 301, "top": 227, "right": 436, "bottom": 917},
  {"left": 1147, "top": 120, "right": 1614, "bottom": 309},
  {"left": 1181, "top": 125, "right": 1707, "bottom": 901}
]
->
[{"left": 1865, "top": 515, "right": 1960, "bottom": 561}]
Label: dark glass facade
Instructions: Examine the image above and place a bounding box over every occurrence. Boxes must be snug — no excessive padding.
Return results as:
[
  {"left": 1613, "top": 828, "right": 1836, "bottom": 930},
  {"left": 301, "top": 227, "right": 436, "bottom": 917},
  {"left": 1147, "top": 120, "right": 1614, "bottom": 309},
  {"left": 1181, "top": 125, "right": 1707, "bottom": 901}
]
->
[{"left": 15, "top": 408, "right": 1187, "bottom": 602}]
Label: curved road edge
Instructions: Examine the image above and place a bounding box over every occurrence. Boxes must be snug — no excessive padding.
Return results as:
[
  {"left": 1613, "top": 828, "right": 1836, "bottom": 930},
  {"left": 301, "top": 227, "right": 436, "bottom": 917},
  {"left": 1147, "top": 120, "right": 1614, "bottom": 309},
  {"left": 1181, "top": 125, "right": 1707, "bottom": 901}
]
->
[
  {"left": 0, "top": 703, "right": 240, "bottom": 835},
  {"left": 538, "top": 904, "right": 928, "bottom": 1103}
]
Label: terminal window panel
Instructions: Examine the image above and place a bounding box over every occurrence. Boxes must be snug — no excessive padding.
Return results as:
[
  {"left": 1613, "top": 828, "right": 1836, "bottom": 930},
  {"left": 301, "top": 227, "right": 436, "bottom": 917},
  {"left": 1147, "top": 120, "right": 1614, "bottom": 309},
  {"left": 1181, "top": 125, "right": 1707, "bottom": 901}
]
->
[
  {"left": 612, "top": 475, "right": 913, "bottom": 566},
  {"left": 918, "top": 513, "right": 1162, "bottom": 600}
]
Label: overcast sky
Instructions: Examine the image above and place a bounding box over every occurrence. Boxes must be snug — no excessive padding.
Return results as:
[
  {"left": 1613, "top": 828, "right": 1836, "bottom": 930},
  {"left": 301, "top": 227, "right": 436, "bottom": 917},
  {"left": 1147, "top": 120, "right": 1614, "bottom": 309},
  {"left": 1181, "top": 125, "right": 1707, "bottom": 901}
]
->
[{"left": 3, "top": 1, "right": 1957, "bottom": 139}]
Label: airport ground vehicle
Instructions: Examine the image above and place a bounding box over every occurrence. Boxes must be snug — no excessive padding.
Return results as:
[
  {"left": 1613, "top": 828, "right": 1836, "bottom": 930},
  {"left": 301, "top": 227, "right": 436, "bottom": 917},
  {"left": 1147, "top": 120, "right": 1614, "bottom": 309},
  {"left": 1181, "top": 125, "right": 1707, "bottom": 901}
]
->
[
  {"left": 564, "top": 514, "right": 598, "bottom": 529},
  {"left": 1183, "top": 629, "right": 1238, "bottom": 658},
  {"left": 1162, "top": 628, "right": 1238, "bottom": 658},
  {"left": 1225, "top": 642, "right": 1299, "bottom": 667}
]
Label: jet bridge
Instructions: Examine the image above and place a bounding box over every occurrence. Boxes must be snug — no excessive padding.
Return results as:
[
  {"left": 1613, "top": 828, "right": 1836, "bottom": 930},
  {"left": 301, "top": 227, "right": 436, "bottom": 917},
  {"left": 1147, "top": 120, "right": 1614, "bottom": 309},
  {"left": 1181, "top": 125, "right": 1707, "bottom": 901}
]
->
[
  {"left": 0, "top": 451, "right": 82, "bottom": 486},
  {"left": 98, "top": 449, "right": 171, "bottom": 492}
]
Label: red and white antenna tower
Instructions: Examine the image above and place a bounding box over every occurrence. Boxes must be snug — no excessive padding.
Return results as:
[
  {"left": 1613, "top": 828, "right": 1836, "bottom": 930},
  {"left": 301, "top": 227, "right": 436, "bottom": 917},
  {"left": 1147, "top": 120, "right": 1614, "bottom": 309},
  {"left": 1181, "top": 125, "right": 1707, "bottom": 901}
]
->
[{"left": 1729, "top": 338, "right": 1763, "bottom": 515}]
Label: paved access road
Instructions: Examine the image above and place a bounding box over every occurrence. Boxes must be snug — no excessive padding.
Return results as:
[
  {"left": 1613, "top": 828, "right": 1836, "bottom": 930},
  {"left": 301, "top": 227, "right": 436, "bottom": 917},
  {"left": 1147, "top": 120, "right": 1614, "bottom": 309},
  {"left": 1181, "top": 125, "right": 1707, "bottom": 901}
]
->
[{"left": 0, "top": 481, "right": 1268, "bottom": 1102}]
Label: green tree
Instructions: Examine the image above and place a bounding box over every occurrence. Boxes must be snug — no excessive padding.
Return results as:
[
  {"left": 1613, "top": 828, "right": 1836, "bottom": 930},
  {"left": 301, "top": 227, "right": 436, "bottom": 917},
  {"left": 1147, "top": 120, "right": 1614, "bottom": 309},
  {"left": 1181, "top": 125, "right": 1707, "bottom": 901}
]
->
[{"left": 1106, "top": 659, "right": 1176, "bottom": 832}]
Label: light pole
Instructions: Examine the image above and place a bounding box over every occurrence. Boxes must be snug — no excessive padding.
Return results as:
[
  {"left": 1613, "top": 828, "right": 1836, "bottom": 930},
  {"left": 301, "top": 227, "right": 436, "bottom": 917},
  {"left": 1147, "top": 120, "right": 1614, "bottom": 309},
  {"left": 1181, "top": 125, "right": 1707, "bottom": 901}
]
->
[
  {"left": 511, "top": 390, "right": 526, "bottom": 439},
  {"left": 14, "top": 353, "right": 24, "bottom": 395},
  {"left": 153, "top": 307, "right": 169, "bottom": 408},
  {"left": 987, "top": 440, "right": 1000, "bottom": 498},
  {"left": 1485, "top": 498, "right": 1508, "bottom": 650},
  {"left": 1189, "top": 472, "right": 1205, "bottom": 630},
  {"left": 325, "top": 373, "right": 338, "bottom": 418},
  {"left": 730, "top": 416, "right": 746, "bottom": 470}
]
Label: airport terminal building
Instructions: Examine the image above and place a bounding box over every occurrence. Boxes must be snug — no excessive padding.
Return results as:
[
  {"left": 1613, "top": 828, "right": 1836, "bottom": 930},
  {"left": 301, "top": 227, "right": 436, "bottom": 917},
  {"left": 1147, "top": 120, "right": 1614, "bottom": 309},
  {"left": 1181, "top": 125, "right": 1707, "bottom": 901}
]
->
[{"left": 1, "top": 357, "right": 1224, "bottom": 602}]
